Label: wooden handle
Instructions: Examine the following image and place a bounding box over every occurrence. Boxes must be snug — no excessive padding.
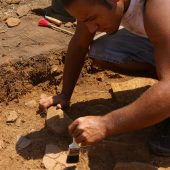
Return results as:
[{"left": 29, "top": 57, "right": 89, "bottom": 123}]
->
[
  {"left": 45, "top": 15, "right": 62, "bottom": 26},
  {"left": 50, "top": 24, "right": 74, "bottom": 36}
]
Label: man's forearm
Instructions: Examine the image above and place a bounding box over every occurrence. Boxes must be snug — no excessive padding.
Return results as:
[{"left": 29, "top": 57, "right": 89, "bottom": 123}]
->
[
  {"left": 104, "top": 81, "right": 170, "bottom": 136},
  {"left": 61, "top": 39, "right": 89, "bottom": 100}
]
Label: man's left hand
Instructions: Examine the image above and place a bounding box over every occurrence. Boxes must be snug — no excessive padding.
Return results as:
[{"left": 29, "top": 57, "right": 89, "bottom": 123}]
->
[{"left": 68, "top": 116, "right": 108, "bottom": 145}]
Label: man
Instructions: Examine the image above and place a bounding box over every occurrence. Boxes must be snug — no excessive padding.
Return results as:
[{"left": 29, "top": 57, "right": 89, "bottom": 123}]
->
[{"left": 40, "top": 0, "right": 170, "bottom": 156}]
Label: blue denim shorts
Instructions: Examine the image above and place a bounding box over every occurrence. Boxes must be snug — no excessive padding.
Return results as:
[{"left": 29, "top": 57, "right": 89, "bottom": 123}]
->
[{"left": 89, "top": 29, "right": 155, "bottom": 66}]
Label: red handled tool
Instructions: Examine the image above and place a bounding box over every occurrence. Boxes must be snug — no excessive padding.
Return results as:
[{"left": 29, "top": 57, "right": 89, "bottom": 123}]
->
[{"left": 38, "top": 18, "right": 73, "bottom": 36}]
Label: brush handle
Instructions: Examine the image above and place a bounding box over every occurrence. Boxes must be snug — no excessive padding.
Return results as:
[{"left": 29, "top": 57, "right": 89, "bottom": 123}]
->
[
  {"left": 45, "top": 15, "right": 62, "bottom": 26},
  {"left": 73, "top": 138, "right": 76, "bottom": 144},
  {"left": 49, "top": 24, "right": 74, "bottom": 36}
]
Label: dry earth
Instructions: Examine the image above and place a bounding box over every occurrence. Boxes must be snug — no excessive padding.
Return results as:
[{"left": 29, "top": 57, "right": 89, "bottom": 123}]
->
[{"left": 0, "top": 0, "right": 170, "bottom": 170}]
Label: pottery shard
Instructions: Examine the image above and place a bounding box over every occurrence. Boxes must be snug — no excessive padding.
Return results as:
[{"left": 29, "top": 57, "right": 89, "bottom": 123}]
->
[
  {"left": 114, "top": 162, "right": 157, "bottom": 170},
  {"left": 111, "top": 77, "right": 157, "bottom": 104},
  {"left": 43, "top": 156, "right": 58, "bottom": 170},
  {"left": 46, "top": 107, "right": 72, "bottom": 135},
  {"left": 17, "top": 5, "right": 30, "bottom": 17},
  {"left": 6, "top": 17, "right": 21, "bottom": 27},
  {"left": 45, "top": 144, "right": 62, "bottom": 159},
  {"left": 6, "top": 111, "right": 18, "bottom": 123},
  {"left": 6, "top": 0, "right": 20, "bottom": 4},
  {"left": 43, "top": 144, "right": 76, "bottom": 170}
]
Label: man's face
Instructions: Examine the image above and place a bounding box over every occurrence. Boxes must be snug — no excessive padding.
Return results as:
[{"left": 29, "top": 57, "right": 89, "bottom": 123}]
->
[{"left": 66, "top": 0, "right": 124, "bottom": 34}]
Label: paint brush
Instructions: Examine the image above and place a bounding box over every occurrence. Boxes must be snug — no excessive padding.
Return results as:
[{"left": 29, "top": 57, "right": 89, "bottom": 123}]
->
[
  {"left": 38, "top": 18, "right": 74, "bottom": 36},
  {"left": 66, "top": 138, "right": 80, "bottom": 163}
]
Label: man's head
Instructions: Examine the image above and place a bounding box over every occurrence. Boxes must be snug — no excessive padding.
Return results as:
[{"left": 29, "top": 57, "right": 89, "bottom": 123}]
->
[
  {"left": 61, "top": 0, "right": 127, "bottom": 34},
  {"left": 61, "top": 0, "right": 114, "bottom": 9}
]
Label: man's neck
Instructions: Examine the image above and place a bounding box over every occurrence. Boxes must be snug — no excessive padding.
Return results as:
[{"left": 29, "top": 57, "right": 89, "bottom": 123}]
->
[{"left": 123, "top": 0, "right": 131, "bottom": 13}]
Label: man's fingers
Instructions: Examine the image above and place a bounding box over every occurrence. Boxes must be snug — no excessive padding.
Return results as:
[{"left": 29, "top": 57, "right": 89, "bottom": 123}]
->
[
  {"left": 38, "top": 103, "right": 46, "bottom": 112},
  {"left": 72, "top": 128, "right": 83, "bottom": 138},
  {"left": 68, "top": 120, "right": 79, "bottom": 135},
  {"left": 75, "top": 134, "right": 87, "bottom": 144},
  {"left": 56, "top": 104, "right": 62, "bottom": 109}
]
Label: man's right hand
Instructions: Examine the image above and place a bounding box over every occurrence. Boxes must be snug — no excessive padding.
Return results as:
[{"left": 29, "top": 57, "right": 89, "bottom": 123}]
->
[{"left": 39, "top": 93, "right": 70, "bottom": 114}]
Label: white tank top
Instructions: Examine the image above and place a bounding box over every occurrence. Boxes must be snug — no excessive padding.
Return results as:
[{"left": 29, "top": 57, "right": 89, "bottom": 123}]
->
[{"left": 121, "top": 0, "right": 147, "bottom": 37}]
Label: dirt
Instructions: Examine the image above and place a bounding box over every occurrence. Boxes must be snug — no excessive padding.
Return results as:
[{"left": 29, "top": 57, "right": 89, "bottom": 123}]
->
[{"left": 0, "top": 0, "right": 170, "bottom": 170}]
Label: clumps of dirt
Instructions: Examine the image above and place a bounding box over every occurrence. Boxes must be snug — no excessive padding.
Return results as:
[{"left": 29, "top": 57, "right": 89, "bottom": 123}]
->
[
  {"left": 0, "top": 50, "right": 63, "bottom": 103},
  {"left": 0, "top": 49, "right": 103, "bottom": 104}
]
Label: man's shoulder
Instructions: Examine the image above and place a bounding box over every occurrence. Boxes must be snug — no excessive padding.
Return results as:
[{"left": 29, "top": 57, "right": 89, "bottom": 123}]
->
[{"left": 144, "top": 0, "right": 170, "bottom": 51}]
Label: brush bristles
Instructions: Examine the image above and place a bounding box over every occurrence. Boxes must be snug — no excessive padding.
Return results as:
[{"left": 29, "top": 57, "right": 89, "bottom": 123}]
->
[
  {"left": 66, "top": 147, "right": 80, "bottom": 163},
  {"left": 66, "top": 155, "right": 79, "bottom": 163}
]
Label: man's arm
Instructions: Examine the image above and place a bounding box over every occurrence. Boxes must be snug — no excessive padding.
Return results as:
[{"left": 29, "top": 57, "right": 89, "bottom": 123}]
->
[
  {"left": 105, "top": 0, "right": 170, "bottom": 134},
  {"left": 69, "top": 0, "right": 170, "bottom": 145},
  {"left": 61, "top": 22, "right": 95, "bottom": 100},
  {"left": 39, "top": 22, "right": 95, "bottom": 111}
]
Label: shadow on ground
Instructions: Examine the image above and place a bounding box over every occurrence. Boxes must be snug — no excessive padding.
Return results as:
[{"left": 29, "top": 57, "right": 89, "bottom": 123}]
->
[
  {"left": 16, "top": 86, "right": 170, "bottom": 169},
  {"left": 31, "top": 5, "right": 75, "bottom": 22}
]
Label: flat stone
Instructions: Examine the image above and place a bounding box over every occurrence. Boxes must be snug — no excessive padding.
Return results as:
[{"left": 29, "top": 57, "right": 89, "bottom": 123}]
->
[
  {"left": 16, "top": 135, "right": 31, "bottom": 150},
  {"left": 6, "top": 111, "right": 18, "bottom": 123},
  {"left": 17, "top": 5, "right": 30, "bottom": 17},
  {"left": 46, "top": 107, "right": 72, "bottom": 135},
  {"left": 6, "top": 17, "right": 21, "bottom": 27},
  {"left": 25, "top": 100, "right": 37, "bottom": 108},
  {"left": 43, "top": 144, "right": 76, "bottom": 170},
  {"left": 64, "top": 22, "right": 73, "bottom": 28},
  {"left": 111, "top": 77, "right": 157, "bottom": 104},
  {"left": 114, "top": 162, "right": 157, "bottom": 170},
  {"left": 6, "top": 0, "right": 21, "bottom": 4}
]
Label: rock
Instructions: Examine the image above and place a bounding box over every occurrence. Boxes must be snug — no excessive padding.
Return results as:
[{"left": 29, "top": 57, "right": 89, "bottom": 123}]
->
[
  {"left": 25, "top": 100, "right": 37, "bottom": 108},
  {"left": 17, "top": 5, "right": 30, "bottom": 17},
  {"left": 1, "top": 14, "right": 10, "bottom": 21},
  {"left": 96, "top": 73, "right": 104, "bottom": 82},
  {"left": 46, "top": 107, "right": 72, "bottom": 135},
  {"left": 6, "top": 111, "right": 18, "bottom": 123},
  {"left": 43, "top": 144, "right": 76, "bottom": 170},
  {"left": 16, "top": 136, "right": 31, "bottom": 150},
  {"left": 15, "top": 118, "right": 22, "bottom": 127},
  {"left": 73, "top": 21, "right": 77, "bottom": 26},
  {"left": 6, "top": 0, "right": 21, "bottom": 4},
  {"left": 114, "top": 162, "right": 157, "bottom": 170},
  {"left": 6, "top": 17, "right": 21, "bottom": 27},
  {"left": 0, "top": 140, "right": 5, "bottom": 150},
  {"left": 111, "top": 77, "right": 157, "bottom": 104},
  {"left": 51, "top": 65, "right": 59, "bottom": 74},
  {"left": 64, "top": 22, "right": 73, "bottom": 28},
  {"left": 50, "top": 65, "right": 63, "bottom": 75}
]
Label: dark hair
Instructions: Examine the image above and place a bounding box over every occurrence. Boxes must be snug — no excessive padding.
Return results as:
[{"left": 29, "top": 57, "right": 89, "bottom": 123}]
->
[
  {"left": 61, "top": 0, "right": 74, "bottom": 7},
  {"left": 61, "top": 0, "right": 113, "bottom": 9}
]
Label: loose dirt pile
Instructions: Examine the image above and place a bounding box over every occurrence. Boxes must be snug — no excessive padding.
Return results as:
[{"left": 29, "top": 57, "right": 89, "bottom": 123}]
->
[{"left": 0, "top": 0, "right": 170, "bottom": 170}]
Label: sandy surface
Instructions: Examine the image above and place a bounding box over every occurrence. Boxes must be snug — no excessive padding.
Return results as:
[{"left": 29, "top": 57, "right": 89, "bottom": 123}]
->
[{"left": 0, "top": 0, "right": 170, "bottom": 170}]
